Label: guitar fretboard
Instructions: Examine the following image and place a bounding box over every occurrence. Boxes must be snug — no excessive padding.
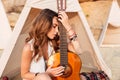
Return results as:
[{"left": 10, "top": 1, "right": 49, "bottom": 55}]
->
[
  {"left": 57, "top": 0, "right": 67, "bottom": 66},
  {"left": 59, "top": 22, "right": 68, "bottom": 66}
]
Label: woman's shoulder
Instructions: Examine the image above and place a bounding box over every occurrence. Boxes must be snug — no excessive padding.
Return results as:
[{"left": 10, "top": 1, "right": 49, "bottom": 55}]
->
[
  {"left": 21, "top": 44, "right": 33, "bottom": 65},
  {"left": 23, "top": 43, "right": 31, "bottom": 51},
  {"left": 22, "top": 43, "right": 33, "bottom": 59},
  {"left": 24, "top": 39, "right": 34, "bottom": 51}
]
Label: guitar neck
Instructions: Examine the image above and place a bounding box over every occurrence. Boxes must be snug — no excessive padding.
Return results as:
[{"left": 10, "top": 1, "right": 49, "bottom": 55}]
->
[
  {"left": 59, "top": 22, "right": 68, "bottom": 66},
  {"left": 57, "top": 0, "right": 68, "bottom": 66}
]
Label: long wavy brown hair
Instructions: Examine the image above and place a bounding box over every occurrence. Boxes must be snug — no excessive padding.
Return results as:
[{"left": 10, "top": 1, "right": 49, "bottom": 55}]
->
[{"left": 26, "top": 9, "right": 59, "bottom": 61}]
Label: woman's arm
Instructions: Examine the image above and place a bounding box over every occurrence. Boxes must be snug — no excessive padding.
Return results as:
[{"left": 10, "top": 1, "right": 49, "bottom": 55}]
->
[
  {"left": 21, "top": 44, "right": 35, "bottom": 80},
  {"left": 58, "top": 11, "right": 82, "bottom": 55},
  {"left": 21, "top": 44, "right": 65, "bottom": 79},
  {"left": 67, "top": 30, "right": 83, "bottom": 55}
]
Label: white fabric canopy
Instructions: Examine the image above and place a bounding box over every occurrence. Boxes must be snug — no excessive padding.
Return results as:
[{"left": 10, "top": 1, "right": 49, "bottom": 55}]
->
[
  {"left": 108, "top": 0, "right": 120, "bottom": 27},
  {"left": 26, "top": 0, "right": 81, "bottom": 12},
  {"left": 0, "top": 0, "right": 12, "bottom": 49}
]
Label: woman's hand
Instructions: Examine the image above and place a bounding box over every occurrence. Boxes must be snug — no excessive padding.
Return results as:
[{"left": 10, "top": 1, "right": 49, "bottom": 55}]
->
[
  {"left": 58, "top": 11, "right": 71, "bottom": 30},
  {"left": 46, "top": 65, "right": 65, "bottom": 77}
]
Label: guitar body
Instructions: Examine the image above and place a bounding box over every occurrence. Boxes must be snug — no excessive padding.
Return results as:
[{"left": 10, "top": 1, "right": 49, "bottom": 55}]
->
[{"left": 47, "top": 52, "right": 82, "bottom": 80}]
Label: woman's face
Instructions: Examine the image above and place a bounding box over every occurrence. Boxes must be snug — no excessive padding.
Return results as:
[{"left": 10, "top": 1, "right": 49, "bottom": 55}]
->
[{"left": 47, "top": 17, "right": 58, "bottom": 39}]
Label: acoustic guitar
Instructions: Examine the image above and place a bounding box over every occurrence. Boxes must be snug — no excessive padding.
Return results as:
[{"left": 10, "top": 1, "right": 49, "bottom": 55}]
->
[{"left": 47, "top": 0, "right": 82, "bottom": 80}]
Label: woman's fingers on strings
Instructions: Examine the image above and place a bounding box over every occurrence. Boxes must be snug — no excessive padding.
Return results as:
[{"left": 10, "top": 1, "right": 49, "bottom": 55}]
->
[
  {"left": 58, "top": 12, "right": 68, "bottom": 22},
  {"left": 51, "top": 66, "right": 65, "bottom": 77},
  {"left": 58, "top": 15, "right": 62, "bottom": 20},
  {"left": 54, "top": 72, "right": 63, "bottom": 77},
  {"left": 58, "top": 14, "right": 65, "bottom": 22},
  {"left": 54, "top": 66, "right": 65, "bottom": 72},
  {"left": 59, "top": 11, "right": 67, "bottom": 18}
]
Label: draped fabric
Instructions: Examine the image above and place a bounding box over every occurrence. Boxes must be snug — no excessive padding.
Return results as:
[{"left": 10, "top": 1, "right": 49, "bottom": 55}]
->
[
  {"left": 0, "top": 0, "right": 12, "bottom": 49},
  {"left": 108, "top": 0, "right": 120, "bottom": 27},
  {"left": 25, "top": 0, "right": 81, "bottom": 12}
]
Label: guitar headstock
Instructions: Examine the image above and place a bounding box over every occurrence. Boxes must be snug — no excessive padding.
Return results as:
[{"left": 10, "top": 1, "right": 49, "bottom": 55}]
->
[{"left": 57, "top": 0, "right": 66, "bottom": 11}]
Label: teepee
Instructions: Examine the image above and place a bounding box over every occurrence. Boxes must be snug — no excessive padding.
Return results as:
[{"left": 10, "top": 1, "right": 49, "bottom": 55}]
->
[
  {"left": 0, "top": 0, "right": 111, "bottom": 79},
  {"left": 98, "top": 0, "right": 120, "bottom": 47},
  {"left": 0, "top": 0, "right": 12, "bottom": 50}
]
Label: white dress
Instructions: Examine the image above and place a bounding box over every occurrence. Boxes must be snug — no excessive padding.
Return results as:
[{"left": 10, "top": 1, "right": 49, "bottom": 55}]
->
[
  {"left": 23, "top": 40, "right": 54, "bottom": 80},
  {"left": 28, "top": 40, "right": 54, "bottom": 73}
]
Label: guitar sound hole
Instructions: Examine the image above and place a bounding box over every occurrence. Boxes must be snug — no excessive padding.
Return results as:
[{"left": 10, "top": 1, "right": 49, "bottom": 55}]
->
[{"left": 61, "top": 64, "right": 72, "bottom": 78}]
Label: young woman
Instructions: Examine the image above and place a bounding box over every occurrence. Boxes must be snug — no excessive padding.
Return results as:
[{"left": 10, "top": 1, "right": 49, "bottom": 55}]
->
[{"left": 21, "top": 9, "right": 82, "bottom": 80}]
